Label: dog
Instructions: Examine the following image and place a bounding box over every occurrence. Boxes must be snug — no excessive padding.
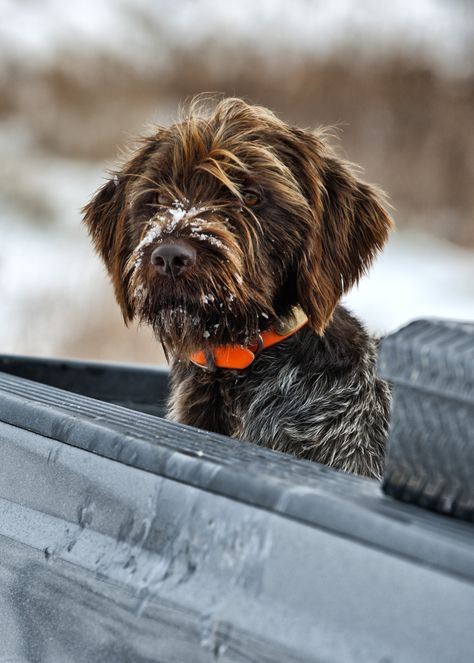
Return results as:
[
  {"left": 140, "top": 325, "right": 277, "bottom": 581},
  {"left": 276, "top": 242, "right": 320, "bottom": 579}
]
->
[{"left": 83, "top": 97, "right": 393, "bottom": 479}]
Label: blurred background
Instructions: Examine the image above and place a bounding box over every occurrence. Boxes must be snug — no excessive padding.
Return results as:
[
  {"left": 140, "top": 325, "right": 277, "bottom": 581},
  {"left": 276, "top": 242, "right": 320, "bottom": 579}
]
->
[{"left": 1, "top": 0, "right": 473, "bottom": 364}]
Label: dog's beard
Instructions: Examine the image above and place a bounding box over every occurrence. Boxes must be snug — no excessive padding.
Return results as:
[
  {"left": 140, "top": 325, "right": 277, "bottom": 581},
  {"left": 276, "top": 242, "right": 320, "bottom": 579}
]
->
[
  {"left": 124, "top": 205, "right": 279, "bottom": 357},
  {"left": 129, "top": 267, "right": 274, "bottom": 358}
]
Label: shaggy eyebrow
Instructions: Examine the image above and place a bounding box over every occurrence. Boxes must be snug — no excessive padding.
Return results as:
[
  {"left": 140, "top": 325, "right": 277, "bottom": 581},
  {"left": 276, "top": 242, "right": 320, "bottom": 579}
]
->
[{"left": 194, "top": 158, "right": 242, "bottom": 198}]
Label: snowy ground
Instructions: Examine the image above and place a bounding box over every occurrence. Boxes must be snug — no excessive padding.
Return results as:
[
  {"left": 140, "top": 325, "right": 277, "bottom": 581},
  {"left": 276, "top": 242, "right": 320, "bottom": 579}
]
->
[
  {"left": 0, "top": 122, "right": 162, "bottom": 361},
  {"left": 344, "top": 229, "right": 474, "bottom": 335}
]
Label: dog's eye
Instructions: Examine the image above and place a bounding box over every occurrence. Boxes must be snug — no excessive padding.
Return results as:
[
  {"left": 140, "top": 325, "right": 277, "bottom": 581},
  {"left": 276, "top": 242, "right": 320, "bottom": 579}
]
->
[
  {"left": 158, "top": 193, "right": 171, "bottom": 206},
  {"left": 243, "top": 191, "right": 260, "bottom": 207}
]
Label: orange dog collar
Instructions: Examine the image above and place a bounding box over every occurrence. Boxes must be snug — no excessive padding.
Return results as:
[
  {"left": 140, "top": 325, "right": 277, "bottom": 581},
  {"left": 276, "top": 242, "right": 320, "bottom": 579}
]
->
[{"left": 190, "top": 307, "right": 308, "bottom": 371}]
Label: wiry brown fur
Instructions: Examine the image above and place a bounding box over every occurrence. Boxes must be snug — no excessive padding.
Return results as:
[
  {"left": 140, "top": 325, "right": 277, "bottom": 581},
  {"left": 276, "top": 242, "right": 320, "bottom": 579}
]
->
[{"left": 83, "top": 97, "right": 393, "bottom": 478}]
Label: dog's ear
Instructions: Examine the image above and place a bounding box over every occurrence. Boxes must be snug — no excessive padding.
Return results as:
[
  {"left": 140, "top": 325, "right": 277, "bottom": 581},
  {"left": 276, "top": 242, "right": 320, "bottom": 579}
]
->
[
  {"left": 82, "top": 174, "right": 134, "bottom": 322},
  {"left": 289, "top": 128, "right": 393, "bottom": 334},
  {"left": 82, "top": 135, "right": 161, "bottom": 322}
]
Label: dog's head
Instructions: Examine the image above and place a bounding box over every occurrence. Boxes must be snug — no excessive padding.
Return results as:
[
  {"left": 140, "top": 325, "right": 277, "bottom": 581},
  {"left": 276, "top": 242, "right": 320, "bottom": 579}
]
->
[{"left": 83, "top": 98, "right": 392, "bottom": 357}]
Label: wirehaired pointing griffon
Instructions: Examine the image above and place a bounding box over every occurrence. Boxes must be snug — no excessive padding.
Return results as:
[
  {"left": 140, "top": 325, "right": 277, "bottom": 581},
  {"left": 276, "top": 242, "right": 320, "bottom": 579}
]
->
[{"left": 83, "top": 98, "right": 393, "bottom": 478}]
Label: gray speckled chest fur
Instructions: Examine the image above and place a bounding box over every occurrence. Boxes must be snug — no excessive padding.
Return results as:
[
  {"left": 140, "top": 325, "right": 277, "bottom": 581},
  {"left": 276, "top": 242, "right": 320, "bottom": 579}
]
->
[{"left": 168, "top": 306, "right": 391, "bottom": 479}]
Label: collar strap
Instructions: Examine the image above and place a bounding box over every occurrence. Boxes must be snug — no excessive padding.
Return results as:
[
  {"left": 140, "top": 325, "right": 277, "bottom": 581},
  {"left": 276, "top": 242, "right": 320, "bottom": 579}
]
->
[{"left": 190, "top": 307, "right": 308, "bottom": 371}]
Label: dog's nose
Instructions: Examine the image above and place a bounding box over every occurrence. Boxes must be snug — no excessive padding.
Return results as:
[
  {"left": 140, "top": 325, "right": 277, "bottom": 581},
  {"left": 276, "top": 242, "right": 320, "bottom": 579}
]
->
[{"left": 150, "top": 241, "right": 196, "bottom": 276}]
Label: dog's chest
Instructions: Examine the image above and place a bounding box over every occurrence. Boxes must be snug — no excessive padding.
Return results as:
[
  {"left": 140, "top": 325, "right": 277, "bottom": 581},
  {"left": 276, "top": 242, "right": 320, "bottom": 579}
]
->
[
  {"left": 167, "top": 350, "right": 297, "bottom": 439},
  {"left": 167, "top": 363, "right": 245, "bottom": 436}
]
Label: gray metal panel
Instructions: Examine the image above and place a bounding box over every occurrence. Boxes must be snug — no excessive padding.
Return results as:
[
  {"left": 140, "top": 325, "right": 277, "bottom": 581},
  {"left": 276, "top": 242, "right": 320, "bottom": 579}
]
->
[
  {"left": 1, "top": 367, "right": 474, "bottom": 661},
  {"left": 0, "top": 354, "right": 169, "bottom": 416},
  {"left": 379, "top": 319, "right": 474, "bottom": 519},
  {"left": 1, "top": 423, "right": 473, "bottom": 663},
  {"left": 0, "top": 371, "right": 473, "bottom": 580}
]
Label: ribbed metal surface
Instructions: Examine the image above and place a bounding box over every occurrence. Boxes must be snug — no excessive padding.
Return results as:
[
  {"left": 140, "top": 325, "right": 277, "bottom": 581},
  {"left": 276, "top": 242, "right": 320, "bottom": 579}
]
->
[
  {"left": 0, "top": 370, "right": 472, "bottom": 579},
  {"left": 379, "top": 319, "right": 474, "bottom": 520},
  {"left": 1, "top": 340, "right": 474, "bottom": 661}
]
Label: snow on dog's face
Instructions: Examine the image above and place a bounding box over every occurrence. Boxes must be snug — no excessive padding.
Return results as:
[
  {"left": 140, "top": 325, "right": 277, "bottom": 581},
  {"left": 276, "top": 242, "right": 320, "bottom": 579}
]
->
[{"left": 83, "top": 97, "right": 392, "bottom": 357}]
